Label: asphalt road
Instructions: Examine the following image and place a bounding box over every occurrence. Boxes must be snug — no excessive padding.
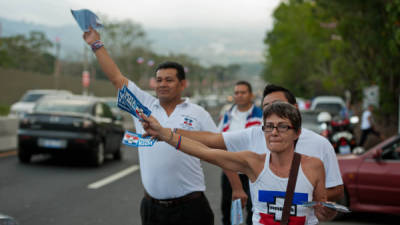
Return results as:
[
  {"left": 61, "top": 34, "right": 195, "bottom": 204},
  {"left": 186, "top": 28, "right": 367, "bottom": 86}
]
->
[{"left": 1, "top": 147, "right": 399, "bottom": 225}]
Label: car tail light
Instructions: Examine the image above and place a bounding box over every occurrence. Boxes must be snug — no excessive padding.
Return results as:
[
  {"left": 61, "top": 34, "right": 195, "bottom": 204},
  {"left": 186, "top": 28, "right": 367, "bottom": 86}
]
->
[
  {"left": 75, "top": 139, "right": 88, "bottom": 144},
  {"left": 19, "top": 135, "right": 31, "bottom": 140}
]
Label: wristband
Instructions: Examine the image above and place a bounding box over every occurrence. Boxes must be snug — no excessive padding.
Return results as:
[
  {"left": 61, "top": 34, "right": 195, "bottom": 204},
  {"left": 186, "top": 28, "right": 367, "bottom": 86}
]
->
[
  {"left": 91, "top": 40, "right": 104, "bottom": 52},
  {"left": 176, "top": 135, "right": 182, "bottom": 150},
  {"left": 171, "top": 128, "right": 178, "bottom": 133}
]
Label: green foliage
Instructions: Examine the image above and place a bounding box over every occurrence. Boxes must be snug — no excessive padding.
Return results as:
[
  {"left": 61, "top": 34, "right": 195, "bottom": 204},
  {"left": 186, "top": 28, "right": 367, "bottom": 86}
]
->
[
  {"left": 0, "top": 104, "right": 10, "bottom": 116},
  {"left": 0, "top": 31, "right": 55, "bottom": 74},
  {"left": 263, "top": 0, "right": 400, "bottom": 117}
]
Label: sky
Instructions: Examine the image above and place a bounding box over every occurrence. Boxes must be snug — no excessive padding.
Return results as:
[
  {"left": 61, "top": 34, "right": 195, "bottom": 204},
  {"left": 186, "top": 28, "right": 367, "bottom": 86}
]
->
[{"left": 0, "top": 0, "right": 281, "bottom": 29}]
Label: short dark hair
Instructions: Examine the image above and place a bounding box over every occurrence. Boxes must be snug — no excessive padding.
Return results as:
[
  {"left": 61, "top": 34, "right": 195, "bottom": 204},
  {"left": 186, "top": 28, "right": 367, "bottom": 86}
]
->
[
  {"left": 155, "top": 61, "right": 186, "bottom": 81},
  {"left": 263, "top": 102, "right": 302, "bottom": 133},
  {"left": 235, "top": 81, "right": 252, "bottom": 93},
  {"left": 262, "top": 84, "right": 297, "bottom": 107}
]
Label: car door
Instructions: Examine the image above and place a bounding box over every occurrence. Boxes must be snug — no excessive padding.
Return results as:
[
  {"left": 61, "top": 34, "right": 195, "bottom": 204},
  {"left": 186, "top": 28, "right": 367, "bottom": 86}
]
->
[
  {"left": 356, "top": 137, "right": 400, "bottom": 206},
  {"left": 101, "top": 103, "right": 122, "bottom": 150}
]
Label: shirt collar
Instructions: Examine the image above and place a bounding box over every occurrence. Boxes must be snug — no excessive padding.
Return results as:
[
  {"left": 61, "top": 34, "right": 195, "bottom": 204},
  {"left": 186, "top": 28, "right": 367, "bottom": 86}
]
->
[{"left": 154, "top": 97, "right": 190, "bottom": 108}]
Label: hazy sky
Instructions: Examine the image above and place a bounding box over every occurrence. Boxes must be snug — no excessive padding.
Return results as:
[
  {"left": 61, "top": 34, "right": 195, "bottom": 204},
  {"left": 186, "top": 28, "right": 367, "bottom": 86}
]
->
[{"left": 0, "top": 0, "right": 281, "bottom": 29}]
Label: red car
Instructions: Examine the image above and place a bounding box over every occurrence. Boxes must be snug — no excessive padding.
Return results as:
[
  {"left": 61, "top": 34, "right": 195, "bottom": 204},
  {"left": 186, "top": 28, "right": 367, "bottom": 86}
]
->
[{"left": 337, "top": 134, "right": 400, "bottom": 215}]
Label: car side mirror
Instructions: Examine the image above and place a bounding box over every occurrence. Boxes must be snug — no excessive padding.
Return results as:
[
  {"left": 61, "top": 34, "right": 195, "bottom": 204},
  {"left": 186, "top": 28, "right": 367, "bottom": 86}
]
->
[{"left": 372, "top": 149, "right": 383, "bottom": 160}]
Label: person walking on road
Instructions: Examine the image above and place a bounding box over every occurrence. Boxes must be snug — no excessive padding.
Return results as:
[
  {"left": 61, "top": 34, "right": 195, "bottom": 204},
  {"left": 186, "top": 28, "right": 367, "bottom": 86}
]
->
[
  {"left": 359, "top": 104, "right": 384, "bottom": 147},
  {"left": 218, "top": 81, "right": 262, "bottom": 225},
  {"left": 83, "top": 27, "right": 217, "bottom": 225}
]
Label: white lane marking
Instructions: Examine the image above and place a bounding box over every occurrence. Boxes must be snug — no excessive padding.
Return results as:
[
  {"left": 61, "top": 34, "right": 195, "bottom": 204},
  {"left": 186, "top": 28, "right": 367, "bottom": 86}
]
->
[{"left": 87, "top": 165, "right": 139, "bottom": 189}]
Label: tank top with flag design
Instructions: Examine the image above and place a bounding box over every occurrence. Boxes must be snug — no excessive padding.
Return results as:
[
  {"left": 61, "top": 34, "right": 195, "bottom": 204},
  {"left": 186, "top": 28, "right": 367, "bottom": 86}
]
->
[{"left": 250, "top": 153, "right": 318, "bottom": 225}]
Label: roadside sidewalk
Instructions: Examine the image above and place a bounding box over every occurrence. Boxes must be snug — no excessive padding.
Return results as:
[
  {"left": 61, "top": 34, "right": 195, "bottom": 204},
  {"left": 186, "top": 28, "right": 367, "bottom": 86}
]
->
[{"left": 0, "top": 116, "right": 18, "bottom": 153}]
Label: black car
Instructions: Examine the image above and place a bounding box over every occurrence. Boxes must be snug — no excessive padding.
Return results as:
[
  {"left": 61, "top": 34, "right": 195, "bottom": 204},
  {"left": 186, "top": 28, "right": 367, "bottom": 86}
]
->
[{"left": 17, "top": 95, "right": 124, "bottom": 166}]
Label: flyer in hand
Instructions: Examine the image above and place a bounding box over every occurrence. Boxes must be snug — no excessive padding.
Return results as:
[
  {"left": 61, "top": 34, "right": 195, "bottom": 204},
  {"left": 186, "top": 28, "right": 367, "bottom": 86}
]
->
[
  {"left": 117, "top": 85, "right": 152, "bottom": 121},
  {"left": 122, "top": 131, "right": 156, "bottom": 147},
  {"left": 301, "top": 201, "right": 351, "bottom": 213},
  {"left": 71, "top": 9, "right": 104, "bottom": 32},
  {"left": 230, "top": 199, "right": 243, "bottom": 225}
]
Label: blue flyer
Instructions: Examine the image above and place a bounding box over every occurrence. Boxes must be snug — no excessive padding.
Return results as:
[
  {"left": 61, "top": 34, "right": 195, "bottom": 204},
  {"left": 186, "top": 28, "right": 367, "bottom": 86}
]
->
[
  {"left": 122, "top": 131, "right": 156, "bottom": 147},
  {"left": 71, "top": 9, "right": 104, "bottom": 32},
  {"left": 230, "top": 199, "right": 243, "bottom": 225},
  {"left": 117, "top": 85, "right": 152, "bottom": 121}
]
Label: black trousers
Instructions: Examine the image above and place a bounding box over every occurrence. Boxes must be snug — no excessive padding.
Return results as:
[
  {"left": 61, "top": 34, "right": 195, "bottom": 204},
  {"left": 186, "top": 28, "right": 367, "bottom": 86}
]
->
[
  {"left": 140, "top": 192, "right": 214, "bottom": 225},
  {"left": 221, "top": 173, "right": 253, "bottom": 225},
  {"left": 359, "top": 127, "right": 380, "bottom": 147}
]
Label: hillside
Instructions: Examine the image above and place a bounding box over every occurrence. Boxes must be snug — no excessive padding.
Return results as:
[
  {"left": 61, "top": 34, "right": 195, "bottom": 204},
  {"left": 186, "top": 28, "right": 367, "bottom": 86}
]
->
[{"left": 0, "top": 17, "right": 266, "bottom": 67}]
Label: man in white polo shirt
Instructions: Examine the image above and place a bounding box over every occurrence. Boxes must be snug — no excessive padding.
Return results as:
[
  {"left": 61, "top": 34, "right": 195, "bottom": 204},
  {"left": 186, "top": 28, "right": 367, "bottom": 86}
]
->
[
  {"left": 173, "top": 84, "right": 344, "bottom": 204},
  {"left": 83, "top": 27, "right": 216, "bottom": 225}
]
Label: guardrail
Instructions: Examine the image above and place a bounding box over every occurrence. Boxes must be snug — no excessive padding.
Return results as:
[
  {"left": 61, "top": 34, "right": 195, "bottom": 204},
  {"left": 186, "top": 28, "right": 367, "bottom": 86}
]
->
[{"left": 0, "top": 117, "right": 18, "bottom": 152}]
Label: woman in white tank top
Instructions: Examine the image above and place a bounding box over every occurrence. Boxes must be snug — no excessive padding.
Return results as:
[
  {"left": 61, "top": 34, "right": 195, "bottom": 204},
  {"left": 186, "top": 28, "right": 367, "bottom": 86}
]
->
[{"left": 141, "top": 102, "right": 337, "bottom": 224}]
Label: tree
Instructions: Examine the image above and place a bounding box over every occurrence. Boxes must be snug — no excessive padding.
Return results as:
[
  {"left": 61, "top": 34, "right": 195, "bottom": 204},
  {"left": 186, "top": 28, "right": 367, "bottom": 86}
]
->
[{"left": 0, "top": 31, "right": 55, "bottom": 74}]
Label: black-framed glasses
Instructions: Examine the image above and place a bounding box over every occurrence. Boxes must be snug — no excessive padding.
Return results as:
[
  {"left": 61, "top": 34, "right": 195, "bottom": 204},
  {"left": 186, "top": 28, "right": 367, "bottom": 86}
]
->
[{"left": 262, "top": 123, "right": 294, "bottom": 133}]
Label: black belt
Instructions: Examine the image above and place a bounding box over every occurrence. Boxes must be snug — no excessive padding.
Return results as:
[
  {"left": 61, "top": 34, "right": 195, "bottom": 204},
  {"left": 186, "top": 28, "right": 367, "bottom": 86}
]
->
[{"left": 144, "top": 191, "right": 203, "bottom": 207}]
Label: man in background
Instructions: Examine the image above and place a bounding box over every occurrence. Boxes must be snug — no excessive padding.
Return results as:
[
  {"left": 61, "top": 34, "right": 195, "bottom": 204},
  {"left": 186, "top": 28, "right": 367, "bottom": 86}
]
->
[{"left": 218, "top": 81, "right": 262, "bottom": 225}]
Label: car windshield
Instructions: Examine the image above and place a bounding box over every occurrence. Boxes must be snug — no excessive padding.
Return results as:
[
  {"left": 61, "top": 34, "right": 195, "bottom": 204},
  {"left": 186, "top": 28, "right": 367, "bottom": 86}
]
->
[
  {"left": 20, "top": 93, "right": 46, "bottom": 102},
  {"left": 314, "top": 103, "right": 343, "bottom": 116},
  {"left": 35, "top": 100, "right": 91, "bottom": 114}
]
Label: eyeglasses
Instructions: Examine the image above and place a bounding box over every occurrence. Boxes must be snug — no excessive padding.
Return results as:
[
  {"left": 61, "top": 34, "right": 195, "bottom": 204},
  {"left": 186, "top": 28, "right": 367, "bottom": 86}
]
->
[{"left": 262, "top": 123, "right": 294, "bottom": 133}]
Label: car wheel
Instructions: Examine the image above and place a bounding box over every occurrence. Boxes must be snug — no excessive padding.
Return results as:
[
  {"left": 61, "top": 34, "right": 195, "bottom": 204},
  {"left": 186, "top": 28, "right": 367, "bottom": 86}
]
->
[
  {"left": 91, "top": 142, "right": 105, "bottom": 166},
  {"left": 18, "top": 148, "right": 32, "bottom": 163},
  {"left": 113, "top": 143, "right": 122, "bottom": 160},
  {"left": 334, "top": 189, "right": 350, "bottom": 220}
]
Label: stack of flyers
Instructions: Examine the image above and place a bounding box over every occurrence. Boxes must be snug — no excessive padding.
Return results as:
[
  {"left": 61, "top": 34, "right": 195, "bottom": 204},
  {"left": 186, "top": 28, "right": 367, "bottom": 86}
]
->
[
  {"left": 122, "top": 131, "right": 156, "bottom": 147},
  {"left": 117, "top": 85, "right": 151, "bottom": 121},
  {"left": 230, "top": 199, "right": 243, "bottom": 225},
  {"left": 70, "top": 9, "right": 104, "bottom": 32},
  {"left": 301, "top": 201, "right": 351, "bottom": 213}
]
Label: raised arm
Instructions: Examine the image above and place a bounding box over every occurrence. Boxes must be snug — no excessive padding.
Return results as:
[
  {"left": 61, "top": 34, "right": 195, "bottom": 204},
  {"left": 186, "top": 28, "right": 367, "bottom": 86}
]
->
[
  {"left": 141, "top": 114, "right": 263, "bottom": 180},
  {"left": 83, "top": 27, "right": 128, "bottom": 89}
]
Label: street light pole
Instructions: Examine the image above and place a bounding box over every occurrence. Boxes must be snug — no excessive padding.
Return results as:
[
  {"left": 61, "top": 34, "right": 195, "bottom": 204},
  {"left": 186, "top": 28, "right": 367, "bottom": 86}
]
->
[{"left": 53, "top": 37, "right": 61, "bottom": 89}]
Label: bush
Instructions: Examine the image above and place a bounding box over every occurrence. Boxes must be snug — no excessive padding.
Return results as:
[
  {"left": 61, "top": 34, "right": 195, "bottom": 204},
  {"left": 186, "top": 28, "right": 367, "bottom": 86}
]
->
[{"left": 0, "top": 104, "right": 10, "bottom": 116}]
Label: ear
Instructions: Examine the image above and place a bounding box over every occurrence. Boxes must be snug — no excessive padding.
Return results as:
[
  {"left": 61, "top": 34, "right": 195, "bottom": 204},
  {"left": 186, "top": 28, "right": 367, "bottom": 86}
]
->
[{"left": 180, "top": 79, "right": 187, "bottom": 89}]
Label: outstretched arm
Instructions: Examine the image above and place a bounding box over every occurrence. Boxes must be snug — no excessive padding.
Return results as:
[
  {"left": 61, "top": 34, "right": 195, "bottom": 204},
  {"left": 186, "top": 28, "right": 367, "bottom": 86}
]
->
[
  {"left": 141, "top": 114, "right": 262, "bottom": 180},
  {"left": 83, "top": 27, "right": 128, "bottom": 89}
]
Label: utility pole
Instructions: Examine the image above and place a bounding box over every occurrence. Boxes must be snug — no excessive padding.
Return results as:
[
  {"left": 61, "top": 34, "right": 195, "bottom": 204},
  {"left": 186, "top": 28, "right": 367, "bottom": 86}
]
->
[{"left": 53, "top": 37, "right": 61, "bottom": 89}]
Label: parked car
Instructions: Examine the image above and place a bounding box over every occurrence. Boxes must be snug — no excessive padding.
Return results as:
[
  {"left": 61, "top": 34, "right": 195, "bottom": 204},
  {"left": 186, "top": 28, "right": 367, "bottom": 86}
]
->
[
  {"left": 17, "top": 95, "right": 124, "bottom": 166},
  {"left": 9, "top": 89, "right": 73, "bottom": 118},
  {"left": 0, "top": 213, "right": 18, "bottom": 225},
  {"left": 336, "top": 134, "right": 400, "bottom": 217},
  {"left": 300, "top": 109, "right": 322, "bottom": 134},
  {"left": 310, "top": 96, "right": 345, "bottom": 117},
  {"left": 100, "top": 97, "right": 123, "bottom": 120}
]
